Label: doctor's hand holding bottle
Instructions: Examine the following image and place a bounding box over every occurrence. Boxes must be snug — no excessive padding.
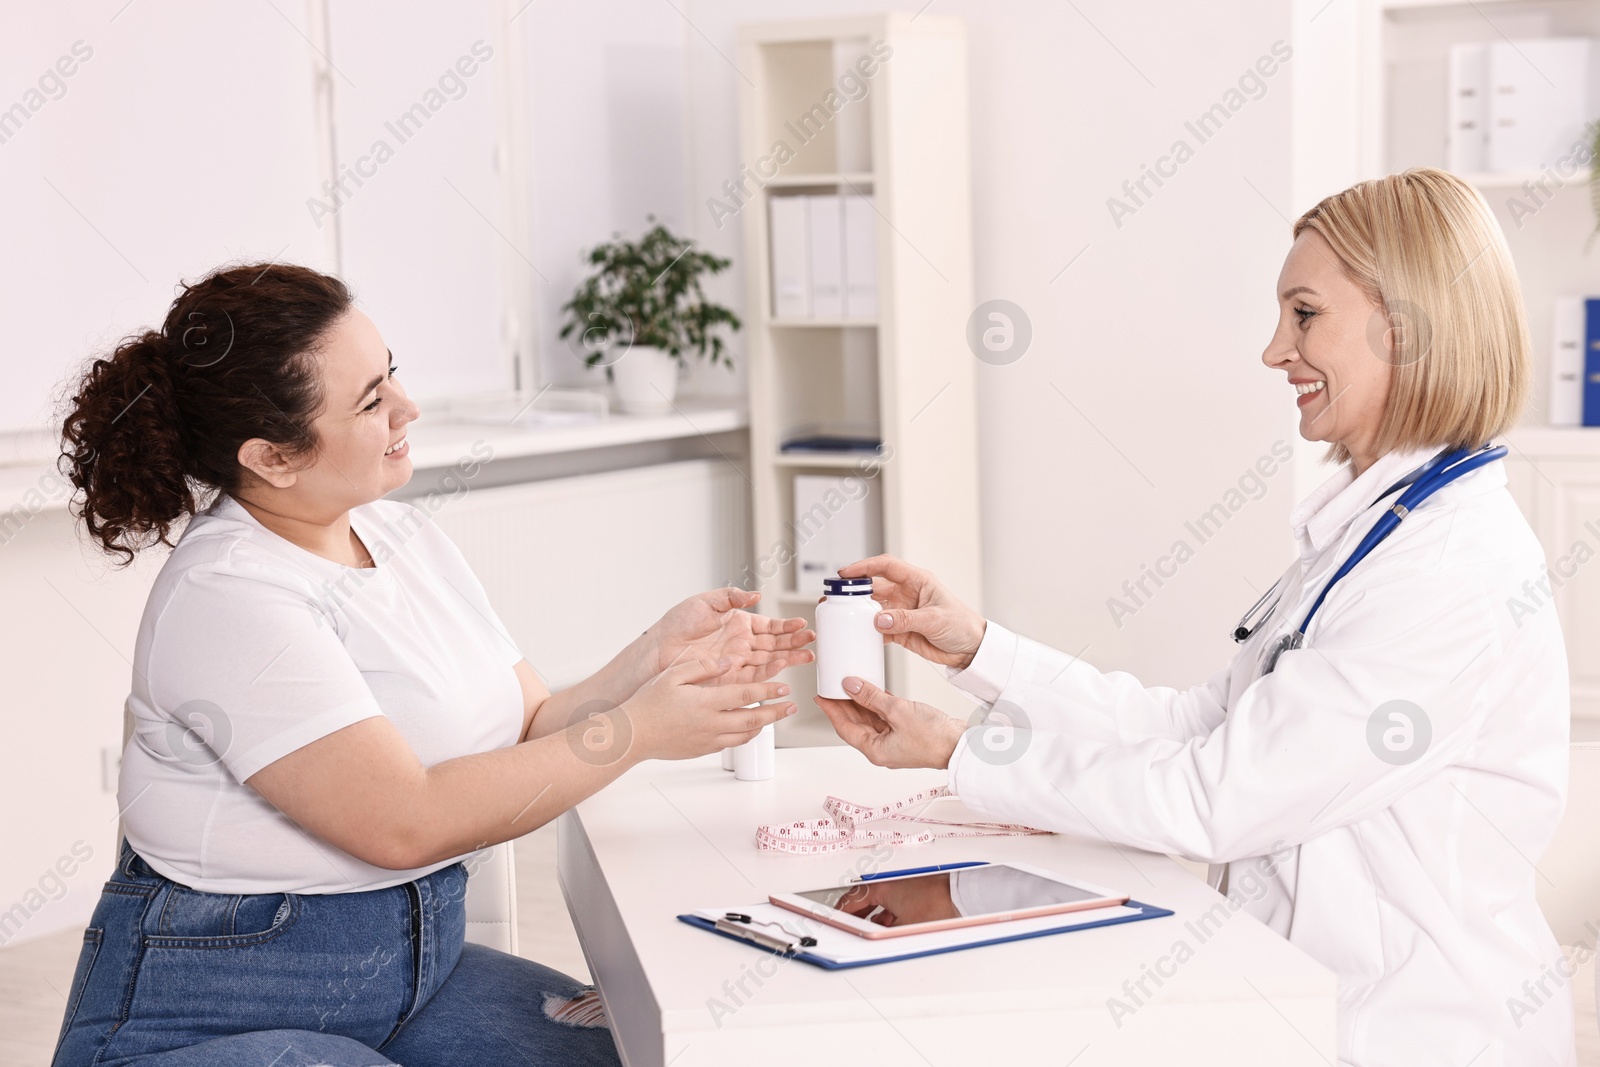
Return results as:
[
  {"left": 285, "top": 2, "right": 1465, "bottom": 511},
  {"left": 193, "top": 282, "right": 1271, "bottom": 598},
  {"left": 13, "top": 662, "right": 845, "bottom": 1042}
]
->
[{"left": 813, "top": 554, "right": 984, "bottom": 770}]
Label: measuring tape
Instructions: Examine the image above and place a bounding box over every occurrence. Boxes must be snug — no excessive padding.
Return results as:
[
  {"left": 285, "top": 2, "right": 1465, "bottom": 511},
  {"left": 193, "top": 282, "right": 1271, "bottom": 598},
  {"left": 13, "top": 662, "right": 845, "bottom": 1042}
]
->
[{"left": 755, "top": 785, "right": 1049, "bottom": 854}]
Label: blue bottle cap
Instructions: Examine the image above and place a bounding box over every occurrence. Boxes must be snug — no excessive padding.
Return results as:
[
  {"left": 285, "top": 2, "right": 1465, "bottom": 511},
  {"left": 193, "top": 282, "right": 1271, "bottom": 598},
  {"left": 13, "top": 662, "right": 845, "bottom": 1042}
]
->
[{"left": 823, "top": 576, "right": 874, "bottom": 595}]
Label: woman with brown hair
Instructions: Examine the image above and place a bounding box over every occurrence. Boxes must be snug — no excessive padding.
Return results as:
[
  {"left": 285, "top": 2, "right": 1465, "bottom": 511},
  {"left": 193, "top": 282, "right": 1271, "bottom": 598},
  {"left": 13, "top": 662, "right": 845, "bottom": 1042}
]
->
[{"left": 50, "top": 262, "right": 812, "bottom": 1066}]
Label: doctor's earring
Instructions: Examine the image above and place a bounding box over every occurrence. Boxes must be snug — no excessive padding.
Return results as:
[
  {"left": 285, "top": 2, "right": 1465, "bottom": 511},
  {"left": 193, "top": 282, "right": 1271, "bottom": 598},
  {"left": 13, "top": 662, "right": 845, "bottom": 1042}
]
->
[{"left": 965, "top": 699, "right": 1031, "bottom": 766}]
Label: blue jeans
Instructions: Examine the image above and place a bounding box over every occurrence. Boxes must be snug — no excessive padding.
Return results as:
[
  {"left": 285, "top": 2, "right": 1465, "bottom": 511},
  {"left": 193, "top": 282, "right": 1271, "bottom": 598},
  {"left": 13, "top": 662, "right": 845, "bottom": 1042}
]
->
[{"left": 51, "top": 839, "right": 622, "bottom": 1066}]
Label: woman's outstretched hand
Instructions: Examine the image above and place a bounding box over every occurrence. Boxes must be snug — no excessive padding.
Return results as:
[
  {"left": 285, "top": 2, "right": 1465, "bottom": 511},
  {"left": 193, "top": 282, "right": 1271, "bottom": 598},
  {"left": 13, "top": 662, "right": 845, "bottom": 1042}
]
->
[
  {"left": 646, "top": 588, "right": 815, "bottom": 685},
  {"left": 837, "top": 556, "right": 986, "bottom": 669},
  {"left": 623, "top": 658, "right": 797, "bottom": 763},
  {"left": 815, "top": 676, "right": 967, "bottom": 770}
]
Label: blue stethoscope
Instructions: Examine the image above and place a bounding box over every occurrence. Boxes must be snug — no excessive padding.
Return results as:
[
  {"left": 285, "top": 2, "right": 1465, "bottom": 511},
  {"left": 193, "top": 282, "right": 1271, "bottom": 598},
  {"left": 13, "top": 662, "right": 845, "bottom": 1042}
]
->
[{"left": 1233, "top": 442, "right": 1507, "bottom": 676}]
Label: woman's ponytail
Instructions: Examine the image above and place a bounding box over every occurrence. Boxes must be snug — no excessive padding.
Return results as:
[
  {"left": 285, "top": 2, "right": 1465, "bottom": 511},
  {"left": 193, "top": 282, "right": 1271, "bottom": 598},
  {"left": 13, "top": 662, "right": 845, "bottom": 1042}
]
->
[
  {"left": 58, "top": 262, "right": 353, "bottom": 565},
  {"left": 61, "top": 328, "right": 195, "bottom": 564}
]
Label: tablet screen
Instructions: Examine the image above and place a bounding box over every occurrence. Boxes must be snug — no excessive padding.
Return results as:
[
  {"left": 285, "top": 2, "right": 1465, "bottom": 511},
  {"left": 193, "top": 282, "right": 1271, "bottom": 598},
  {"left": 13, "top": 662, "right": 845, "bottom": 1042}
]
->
[{"left": 793, "top": 864, "right": 1108, "bottom": 929}]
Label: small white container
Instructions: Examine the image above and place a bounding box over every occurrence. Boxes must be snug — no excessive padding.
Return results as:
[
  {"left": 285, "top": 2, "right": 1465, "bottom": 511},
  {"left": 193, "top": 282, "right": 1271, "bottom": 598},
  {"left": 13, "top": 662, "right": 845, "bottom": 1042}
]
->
[
  {"left": 732, "top": 723, "right": 775, "bottom": 780},
  {"left": 815, "top": 576, "right": 886, "bottom": 699}
]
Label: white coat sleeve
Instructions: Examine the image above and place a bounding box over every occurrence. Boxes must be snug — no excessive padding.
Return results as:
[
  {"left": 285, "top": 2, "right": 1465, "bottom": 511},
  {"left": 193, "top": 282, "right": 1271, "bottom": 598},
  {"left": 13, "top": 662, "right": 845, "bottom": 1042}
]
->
[
  {"left": 946, "top": 568, "right": 1502, "bottom": 864},
  {"left": 942, "top": 621, "right": 1233, "bottom": 743}
]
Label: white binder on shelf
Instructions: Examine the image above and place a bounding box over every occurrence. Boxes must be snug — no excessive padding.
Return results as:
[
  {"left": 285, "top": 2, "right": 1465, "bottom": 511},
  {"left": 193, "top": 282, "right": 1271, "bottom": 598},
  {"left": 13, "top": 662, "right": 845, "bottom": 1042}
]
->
[
  {"left": 1486, "top": 38, "right": 1593, "bottom": 174},
  {"left": 1447, "top": 42, "right": 1488, "bottom": 174},
  {"left": 842, "top": 193, "right": 878, "bottom": 320},
  {"left": 793, "top": 472, "right": 883, "bottom": 590},
  {"left": 769, "top": 196, "right": 811, "bottom": 319},
  {"left": 1552, "top": 295, "right": 1588, "bottom": 427},
  {"left": 807, "top": 194, "right": 845, "bottom": 319}
]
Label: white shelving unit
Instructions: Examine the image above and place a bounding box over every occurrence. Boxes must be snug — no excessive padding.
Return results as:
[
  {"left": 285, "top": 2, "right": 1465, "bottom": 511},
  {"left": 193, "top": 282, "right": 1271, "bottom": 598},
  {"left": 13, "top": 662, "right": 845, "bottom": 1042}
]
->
[
  {"left": 736, "top": 14, "right": 983, "bottom": 744},
  {"left": 1297, "top": 0, "right": 1600, "bottom": 729}
]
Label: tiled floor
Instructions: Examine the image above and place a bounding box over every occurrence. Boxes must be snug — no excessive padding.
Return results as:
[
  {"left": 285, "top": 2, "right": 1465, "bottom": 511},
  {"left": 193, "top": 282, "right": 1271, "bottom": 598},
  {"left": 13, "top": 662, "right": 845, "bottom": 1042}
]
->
[
  {"left": 0, "top": 824, "right": 586, "bottom": 1067},
  {"left": 4, "top": 828, "right": 1597, "bottom": 1065}
]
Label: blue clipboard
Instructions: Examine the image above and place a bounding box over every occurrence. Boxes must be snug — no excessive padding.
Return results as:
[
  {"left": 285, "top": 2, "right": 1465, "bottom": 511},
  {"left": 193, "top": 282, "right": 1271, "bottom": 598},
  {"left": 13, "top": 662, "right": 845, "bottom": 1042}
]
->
[{"left": 676, "top": 899, "right": 1174, "bottom": 971}]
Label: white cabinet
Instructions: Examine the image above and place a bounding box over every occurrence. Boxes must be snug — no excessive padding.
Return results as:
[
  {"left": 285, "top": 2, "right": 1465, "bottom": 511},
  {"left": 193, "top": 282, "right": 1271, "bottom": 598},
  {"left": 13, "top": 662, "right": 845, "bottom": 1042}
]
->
[
  {"left": 1505, "top": 429, "right": 1600, "bottom": 735},
  {"left": 324, "top": 0, "right": 535, "bottom": 402},
  {"left": 0, "top": 4, "right": 329, "bottom": 433}
]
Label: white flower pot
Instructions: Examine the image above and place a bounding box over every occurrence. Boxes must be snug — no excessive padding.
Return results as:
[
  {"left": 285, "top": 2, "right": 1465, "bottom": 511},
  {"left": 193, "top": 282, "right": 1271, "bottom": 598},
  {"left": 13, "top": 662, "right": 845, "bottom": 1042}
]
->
[{"left": 610, "top": 345, "right": 681, "bottom": 414}]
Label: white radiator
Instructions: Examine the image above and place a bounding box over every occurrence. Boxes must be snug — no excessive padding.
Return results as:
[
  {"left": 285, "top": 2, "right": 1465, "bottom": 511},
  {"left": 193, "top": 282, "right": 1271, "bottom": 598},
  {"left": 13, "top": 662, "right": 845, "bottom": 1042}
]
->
[{"left": 427, "top": 460, "right": 752, "bottom": 690}]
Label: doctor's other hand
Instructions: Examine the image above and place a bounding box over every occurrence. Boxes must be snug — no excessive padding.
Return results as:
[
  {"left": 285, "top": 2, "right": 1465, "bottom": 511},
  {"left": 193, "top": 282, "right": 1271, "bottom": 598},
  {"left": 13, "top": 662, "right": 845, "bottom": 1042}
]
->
[
  {"left": 620, "top": 657, "right": 796, "bottom": 763},
  {"left": 815, "top": 676, "right": 966, "bottom": 770},
  {"left": 837, "top": 555, "right": 985, "bottom": 669},
  {"left": 646, "top": 588, "right": 815, "bottom": 685}
]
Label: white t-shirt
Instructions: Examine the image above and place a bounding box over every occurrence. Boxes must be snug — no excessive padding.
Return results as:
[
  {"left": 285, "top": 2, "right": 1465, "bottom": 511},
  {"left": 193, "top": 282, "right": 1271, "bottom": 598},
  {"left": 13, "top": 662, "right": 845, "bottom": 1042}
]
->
[{"left": 119, "top": 492, "right": 525, "bottom": 894}]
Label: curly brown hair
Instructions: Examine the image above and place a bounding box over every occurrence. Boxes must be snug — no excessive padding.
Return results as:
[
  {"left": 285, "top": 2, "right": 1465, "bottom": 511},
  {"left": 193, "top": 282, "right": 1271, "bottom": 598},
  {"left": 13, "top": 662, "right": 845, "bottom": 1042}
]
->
[{"left": 59, "top": 262, "right": 353, "bottom": 564}]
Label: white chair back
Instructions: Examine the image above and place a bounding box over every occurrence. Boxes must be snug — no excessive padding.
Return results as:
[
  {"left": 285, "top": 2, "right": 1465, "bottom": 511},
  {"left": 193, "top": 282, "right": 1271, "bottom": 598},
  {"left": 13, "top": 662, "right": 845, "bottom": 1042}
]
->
[
  {"left": 461, "top": 842, "right": 520, "bottom": 953},
  {"left": 119, "top": 699, "right": 519, "bottom": 953}
]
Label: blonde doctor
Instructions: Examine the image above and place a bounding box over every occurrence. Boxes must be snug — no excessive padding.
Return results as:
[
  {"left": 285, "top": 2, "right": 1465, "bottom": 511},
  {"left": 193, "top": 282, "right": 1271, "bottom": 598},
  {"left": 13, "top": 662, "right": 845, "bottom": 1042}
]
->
[{"left": 815, "top": 168, "right": 1573, "bottom": 1067}]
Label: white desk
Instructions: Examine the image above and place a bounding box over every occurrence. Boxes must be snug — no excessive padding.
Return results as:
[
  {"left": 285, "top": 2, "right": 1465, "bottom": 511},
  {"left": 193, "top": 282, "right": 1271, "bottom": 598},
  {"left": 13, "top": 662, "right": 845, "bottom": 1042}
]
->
[{"left": 558, "top": 748, "right": 1337, "bottom": 1066}]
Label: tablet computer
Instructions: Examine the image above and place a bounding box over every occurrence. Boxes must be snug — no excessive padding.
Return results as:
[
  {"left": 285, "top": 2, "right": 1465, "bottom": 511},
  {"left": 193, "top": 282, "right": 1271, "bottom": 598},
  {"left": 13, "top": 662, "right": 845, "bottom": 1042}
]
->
[{"left": 769, "top": 861, "right": 1128, "bottom": 939}]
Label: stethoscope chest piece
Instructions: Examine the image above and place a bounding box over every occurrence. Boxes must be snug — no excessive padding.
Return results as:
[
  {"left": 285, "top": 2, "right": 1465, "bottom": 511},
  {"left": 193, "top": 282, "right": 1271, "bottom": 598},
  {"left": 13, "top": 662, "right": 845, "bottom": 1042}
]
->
[{"left": 1259, "top": 629, "right": 1303, "bottom": 677}]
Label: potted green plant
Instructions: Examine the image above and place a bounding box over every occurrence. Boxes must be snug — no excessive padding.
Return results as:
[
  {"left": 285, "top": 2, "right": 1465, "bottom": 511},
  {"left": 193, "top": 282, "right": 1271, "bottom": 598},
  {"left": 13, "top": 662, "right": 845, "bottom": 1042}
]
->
[{"left": 559, "top": 219, "right": 741, "bottom": 414}]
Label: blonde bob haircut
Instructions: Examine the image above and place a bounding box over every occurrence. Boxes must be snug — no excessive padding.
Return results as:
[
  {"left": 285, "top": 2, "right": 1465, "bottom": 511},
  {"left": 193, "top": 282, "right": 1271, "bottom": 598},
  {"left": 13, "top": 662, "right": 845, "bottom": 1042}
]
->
[{"left": 1292, "top": 167, "right": 1530, "bottom": 467}]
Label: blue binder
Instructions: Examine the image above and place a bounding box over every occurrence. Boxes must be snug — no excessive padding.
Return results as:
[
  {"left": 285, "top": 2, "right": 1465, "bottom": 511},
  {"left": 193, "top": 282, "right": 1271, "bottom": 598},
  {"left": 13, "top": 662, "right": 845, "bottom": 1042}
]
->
[
  {"left": 1585, "top": 298, "right": 1600, "bottom": 427},
  {"left": 677, "top": 898, "right": 1174, "bottom": 971}
]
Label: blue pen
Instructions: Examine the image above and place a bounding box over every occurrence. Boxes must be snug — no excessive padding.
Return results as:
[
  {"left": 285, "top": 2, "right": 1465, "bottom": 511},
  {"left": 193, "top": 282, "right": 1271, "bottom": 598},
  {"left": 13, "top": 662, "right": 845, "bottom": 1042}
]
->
[{"left": 850, "top": 861, "right": 988, "bottom": 883}]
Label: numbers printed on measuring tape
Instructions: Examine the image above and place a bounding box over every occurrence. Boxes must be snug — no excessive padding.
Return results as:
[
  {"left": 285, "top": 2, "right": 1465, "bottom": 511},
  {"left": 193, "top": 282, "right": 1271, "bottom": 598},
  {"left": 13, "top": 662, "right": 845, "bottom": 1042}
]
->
[{"left": 754, "top": 785, "right": 1049, "bottom": 854}]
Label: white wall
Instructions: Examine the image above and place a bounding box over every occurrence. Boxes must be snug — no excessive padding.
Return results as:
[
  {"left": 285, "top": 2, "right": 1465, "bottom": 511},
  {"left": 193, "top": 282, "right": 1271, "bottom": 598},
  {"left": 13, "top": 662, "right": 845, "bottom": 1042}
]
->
[
  {"left": 672, "top": 0, "right": 1302, "bottom": 685},
  {"left": 521, "top": 0, "right": 745, "bottom": 402}
]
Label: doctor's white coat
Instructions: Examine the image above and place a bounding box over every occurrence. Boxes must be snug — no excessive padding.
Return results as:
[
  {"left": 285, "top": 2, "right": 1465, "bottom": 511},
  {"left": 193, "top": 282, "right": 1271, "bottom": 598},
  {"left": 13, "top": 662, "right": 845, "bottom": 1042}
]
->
[{"left": 945, "top": 444, "right": 1574, "bottom": 1066}]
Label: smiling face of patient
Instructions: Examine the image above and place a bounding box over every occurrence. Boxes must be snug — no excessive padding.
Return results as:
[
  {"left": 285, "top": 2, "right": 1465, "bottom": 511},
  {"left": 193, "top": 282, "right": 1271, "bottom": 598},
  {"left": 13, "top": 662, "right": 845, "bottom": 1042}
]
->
[
  {"left": 234, "top": 308, "right": 420, "bottom": 552},
  {"left": 1261, "top": 229, "right": 1394, "bottom": 477}
]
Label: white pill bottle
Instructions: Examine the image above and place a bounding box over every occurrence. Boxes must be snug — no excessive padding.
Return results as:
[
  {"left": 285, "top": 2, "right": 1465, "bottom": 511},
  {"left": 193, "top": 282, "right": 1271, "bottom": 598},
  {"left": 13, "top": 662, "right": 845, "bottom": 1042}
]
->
[{"left": 815, "top": 576, "right": 886, "bottom": 699}]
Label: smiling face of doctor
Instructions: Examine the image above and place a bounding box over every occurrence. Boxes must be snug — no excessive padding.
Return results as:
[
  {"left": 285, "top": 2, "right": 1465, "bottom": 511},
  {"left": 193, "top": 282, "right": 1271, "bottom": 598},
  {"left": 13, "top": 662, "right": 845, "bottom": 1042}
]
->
[{"left": 1261, "top": 228, "right": 1395, "bottom": 478}]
